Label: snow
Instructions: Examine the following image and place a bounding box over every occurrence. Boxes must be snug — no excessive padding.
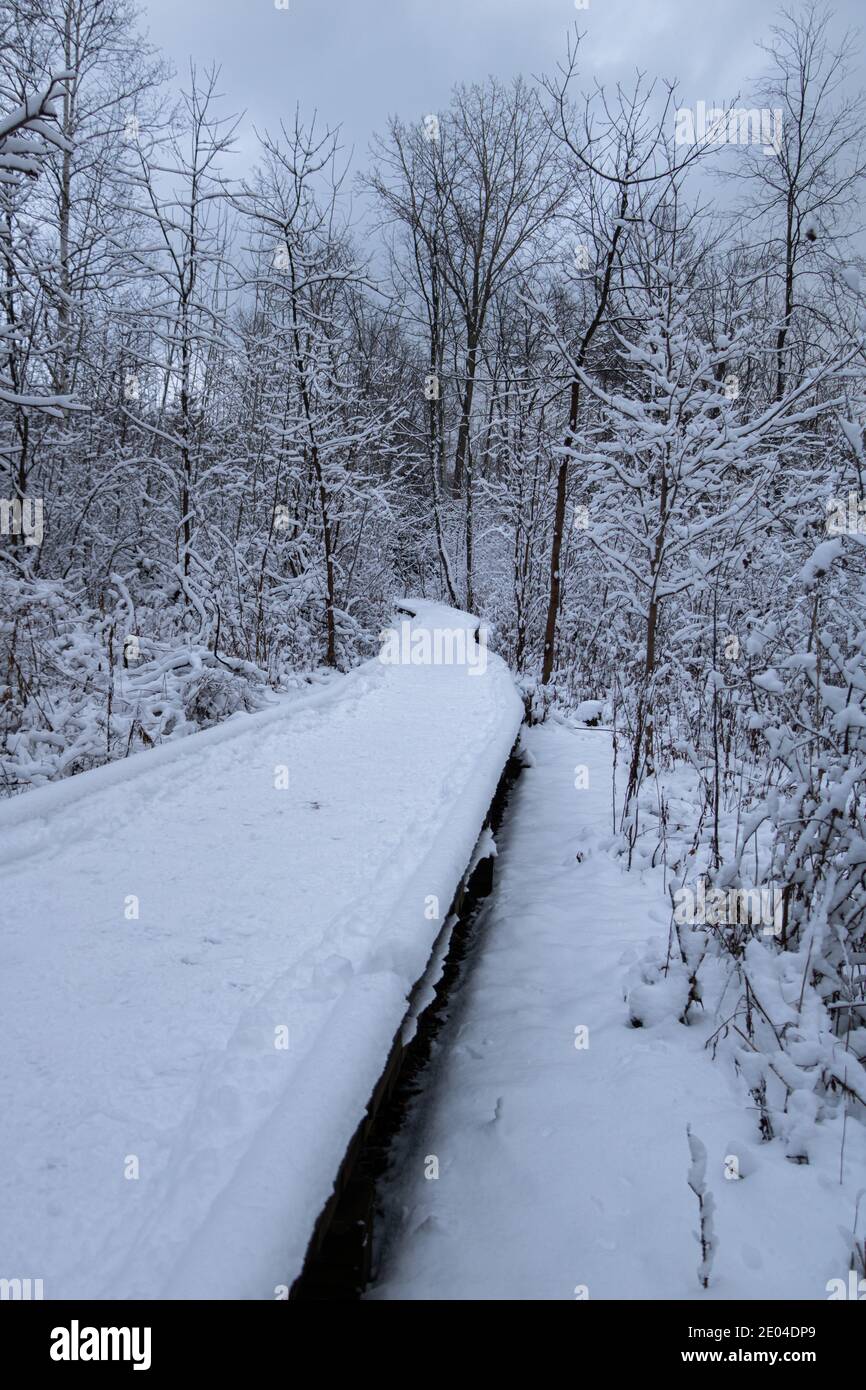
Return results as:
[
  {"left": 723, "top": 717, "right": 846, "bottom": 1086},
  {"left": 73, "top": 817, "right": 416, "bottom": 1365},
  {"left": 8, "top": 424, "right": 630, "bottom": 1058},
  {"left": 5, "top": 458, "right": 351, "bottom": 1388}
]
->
[
  {"left": 575, "top": 699, "right": 604, "bottom": 724},
  {"left": 0, "top": 603, "right": 523, "bottom": 1299},
  {"left": 839, "top": 417, "right": 865, "bottom": 459},
  {"left": 368, "top": 722, "right": 866, "bottom": 1301},
  {"left": 753, "top": 668, "right": 786, "bottom": 694},
  {"left": 4, "top": 2, "right": 866, "bottom": 1308},
  {"left": 800, "top": 537, "right": 843, "bottom": 585}
]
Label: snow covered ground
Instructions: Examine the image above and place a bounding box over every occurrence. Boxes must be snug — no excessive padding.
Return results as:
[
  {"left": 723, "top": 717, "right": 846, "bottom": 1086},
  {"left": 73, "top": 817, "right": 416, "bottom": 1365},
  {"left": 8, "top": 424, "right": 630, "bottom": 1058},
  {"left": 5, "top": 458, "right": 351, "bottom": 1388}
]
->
[
  {"left": 0, "top": 603, "right": 522, "bottom": 1299},
  {"left": 369, "top": 721, "right": 866, "bottom": 1301}
]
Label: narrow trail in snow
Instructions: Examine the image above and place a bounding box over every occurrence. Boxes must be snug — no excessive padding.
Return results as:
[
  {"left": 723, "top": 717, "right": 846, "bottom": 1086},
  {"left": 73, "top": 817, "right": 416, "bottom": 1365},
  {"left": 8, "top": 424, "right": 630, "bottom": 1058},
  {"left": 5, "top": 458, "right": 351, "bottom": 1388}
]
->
[{"left": 367, "top": 724, "right": 863, "bottom": 1302}]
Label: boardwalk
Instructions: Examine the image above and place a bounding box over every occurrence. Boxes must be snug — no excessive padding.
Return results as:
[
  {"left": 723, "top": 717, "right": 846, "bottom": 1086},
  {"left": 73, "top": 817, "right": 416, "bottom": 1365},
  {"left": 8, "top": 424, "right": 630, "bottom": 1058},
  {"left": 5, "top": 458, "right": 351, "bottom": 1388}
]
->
[{"left": 0, "top": 603, "right": 522, "bottom": 1299}]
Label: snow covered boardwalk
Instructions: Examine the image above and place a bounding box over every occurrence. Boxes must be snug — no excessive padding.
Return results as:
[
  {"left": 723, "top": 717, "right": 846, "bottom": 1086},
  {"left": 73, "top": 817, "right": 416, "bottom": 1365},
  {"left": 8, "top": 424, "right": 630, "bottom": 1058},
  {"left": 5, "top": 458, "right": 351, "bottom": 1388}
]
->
[{"left": 0, "top": 603, "right": 522, "bottom": 1299}]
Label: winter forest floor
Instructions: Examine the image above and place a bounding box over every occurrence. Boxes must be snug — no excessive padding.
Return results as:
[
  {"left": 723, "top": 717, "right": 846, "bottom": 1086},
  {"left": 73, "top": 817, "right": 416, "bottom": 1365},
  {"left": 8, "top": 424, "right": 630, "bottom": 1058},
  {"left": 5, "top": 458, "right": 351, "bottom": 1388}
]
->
[
  {"left": 370, "top": 722, "right": 866, "bottom": 1301},
  {"left": 3, "top": 624, "right": 864, "bottom": 1301}
]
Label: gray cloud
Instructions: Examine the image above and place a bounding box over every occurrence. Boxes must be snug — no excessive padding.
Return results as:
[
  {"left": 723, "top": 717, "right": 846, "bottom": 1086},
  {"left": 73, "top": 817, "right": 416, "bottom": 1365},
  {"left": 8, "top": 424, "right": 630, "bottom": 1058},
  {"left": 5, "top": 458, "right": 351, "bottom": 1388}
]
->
[{"left": 139, "top": 0, "right": 864, "bottom": 170}]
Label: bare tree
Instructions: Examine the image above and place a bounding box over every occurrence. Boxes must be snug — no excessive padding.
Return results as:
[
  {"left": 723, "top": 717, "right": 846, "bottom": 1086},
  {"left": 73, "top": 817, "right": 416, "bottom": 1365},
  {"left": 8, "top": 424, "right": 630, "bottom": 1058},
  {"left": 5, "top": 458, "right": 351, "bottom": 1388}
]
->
[
  {"left": 536, "top": 34, "right": 707, "bottom": 687},
  {"left": 731, "top": 1, "right": 866, "bottom": 400},
  {"left": 371, "top": 76, "right": 564, "bottom": 610},
  {"left": 126, "top": 65, "right": 238, "bottom": 616}
]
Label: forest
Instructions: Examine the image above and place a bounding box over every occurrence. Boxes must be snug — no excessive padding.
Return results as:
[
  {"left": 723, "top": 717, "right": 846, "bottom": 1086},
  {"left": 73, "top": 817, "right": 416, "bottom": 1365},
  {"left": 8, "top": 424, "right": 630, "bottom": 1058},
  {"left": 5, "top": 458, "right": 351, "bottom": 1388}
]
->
[{"left": 3, "top": 0, "right": 866, "bottom": 1277}]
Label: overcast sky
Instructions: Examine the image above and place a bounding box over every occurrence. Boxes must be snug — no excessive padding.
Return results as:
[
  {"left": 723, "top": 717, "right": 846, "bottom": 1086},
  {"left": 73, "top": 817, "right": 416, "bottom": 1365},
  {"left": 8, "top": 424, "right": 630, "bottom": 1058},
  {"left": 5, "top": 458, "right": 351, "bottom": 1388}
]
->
[{"left": 139, "top": 0, "right": 863, "bottom": 172}]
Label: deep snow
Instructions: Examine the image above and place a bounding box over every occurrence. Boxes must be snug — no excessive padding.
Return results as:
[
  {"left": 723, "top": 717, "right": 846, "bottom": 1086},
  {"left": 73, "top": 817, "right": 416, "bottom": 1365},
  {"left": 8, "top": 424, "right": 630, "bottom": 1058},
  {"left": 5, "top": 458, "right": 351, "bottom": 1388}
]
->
[
  {"left": 369, "top": 721, "right": 866, "bottom": 1301},
  {"left": 0, "top": 604, "right": 522, "bottom": 1298}
]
